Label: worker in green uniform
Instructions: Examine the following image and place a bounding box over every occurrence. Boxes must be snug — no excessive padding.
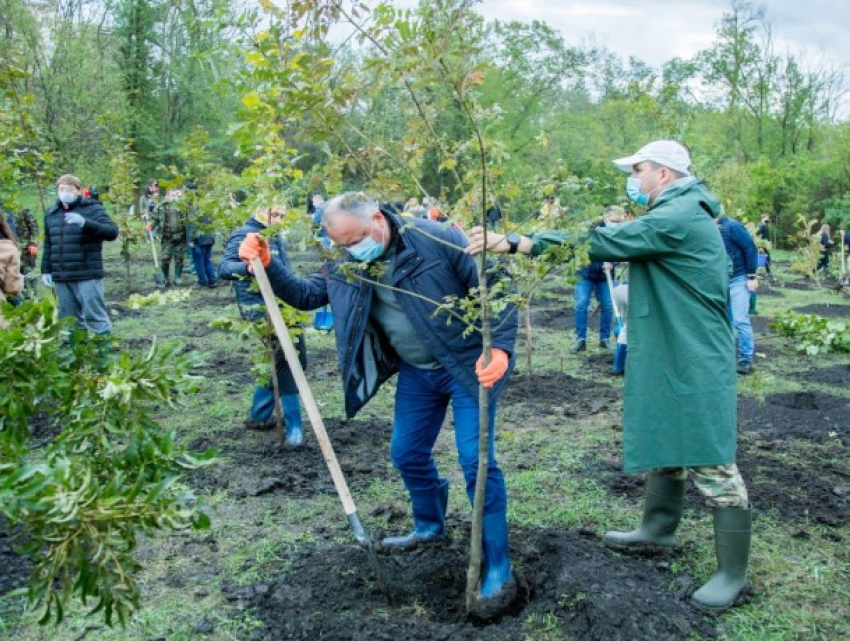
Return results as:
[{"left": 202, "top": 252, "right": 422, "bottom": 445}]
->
[{"left": 465, "top": 140, "right": 751, "bottom": 613}]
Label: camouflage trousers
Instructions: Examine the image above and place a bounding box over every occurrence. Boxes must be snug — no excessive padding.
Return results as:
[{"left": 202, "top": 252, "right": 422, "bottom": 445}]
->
[
  {"left": 655, "top": 463, "right": 749, "bottom": 508},
  {"left": 160, "top": 237, "right": 186, "bottom": 267}
]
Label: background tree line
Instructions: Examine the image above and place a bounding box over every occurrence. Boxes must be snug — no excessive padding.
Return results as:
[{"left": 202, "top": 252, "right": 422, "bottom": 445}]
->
[{"left": 1, "top": 0, "right": 849, "bottom": 244}]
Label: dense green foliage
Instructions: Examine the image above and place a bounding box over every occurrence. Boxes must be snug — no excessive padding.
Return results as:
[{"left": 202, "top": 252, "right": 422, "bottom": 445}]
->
[
  {"left": 0, "top": 0, "right": 847, "bottom": 241},
  {"left": 0, "top": 300, "right": 216, "bottom": 625},
  {"left": 772, "top": 311, "right": 850, "bottom": 355}
]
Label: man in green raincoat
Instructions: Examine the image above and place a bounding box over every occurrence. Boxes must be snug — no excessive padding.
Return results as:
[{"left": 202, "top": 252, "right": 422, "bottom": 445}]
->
[{"left": 465, "top": 140, "right": 752, "bottom": 613}]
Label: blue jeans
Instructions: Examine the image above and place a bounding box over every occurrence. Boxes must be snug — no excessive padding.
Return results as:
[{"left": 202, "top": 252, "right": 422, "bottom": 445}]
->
[
  {"left": 391, "top": 362, "right": 507, "bottom": 515},
  {"left": 728, "top": 275, "right": 755, "bottom": 362},
  {"left": 191, "top": 244, "right": 217, "bottom": 286},
  {"left": 55, "top": 279, "right": 111, "bottom": 334},
  {"left": 574, "top": 276, "right": 613, "bottom": 341}
]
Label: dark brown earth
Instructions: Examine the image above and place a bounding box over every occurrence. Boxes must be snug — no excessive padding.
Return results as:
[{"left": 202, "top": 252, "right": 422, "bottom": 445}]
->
[
  {"left": 792, "top": 303, "right": 850, "bottom": 317},
  {"left": 187, "top": 417, "right": 396, "bottom": 498},
  {"left": 242, "top": 522, "right": 721, "bottom": 641}
]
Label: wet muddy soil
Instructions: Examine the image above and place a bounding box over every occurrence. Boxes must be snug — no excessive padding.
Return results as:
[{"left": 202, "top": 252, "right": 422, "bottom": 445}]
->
[
  {"left": 187, "top": 417, "right": 396, "bottom": 498},
  {"left": 502, "top": 372, "right": 619, "bottom": 418},
  {"left": 242, "top": 522, "right": 720, "bottom": 641}
]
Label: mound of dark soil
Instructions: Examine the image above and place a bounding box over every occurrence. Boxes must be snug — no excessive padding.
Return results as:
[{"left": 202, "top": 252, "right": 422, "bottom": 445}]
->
[
  {"left": 527, "top": 305, "right": 576, "bottom": 332},
  {"left": 187, "top": 417, "right": 395, "bottom": 497},
  {"left": 503, "top": 372, "right": 619, "bottom": 418},
  {"left": 738, "top": 391, "right": 850, "bottom": 443},
  {"left": 792, "top": 304, "right": 850, "bottom": 318},
  {"left": 792, "top": 364, "right": 850, "bottom": 387},
  {"left": 243, "top": 524, "right": 719, "bottom": 640}
]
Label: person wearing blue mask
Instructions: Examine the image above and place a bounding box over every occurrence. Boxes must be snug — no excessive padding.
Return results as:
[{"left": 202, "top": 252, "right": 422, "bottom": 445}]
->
[
  {"left": 465, "top": 141, "right": 752, "bottom": 613},
  {"left": 41, "top": 174, "right": 118, "bottom": 335},
  {"left": 238, "top": 191, "right": 519, "bottom": 618}
]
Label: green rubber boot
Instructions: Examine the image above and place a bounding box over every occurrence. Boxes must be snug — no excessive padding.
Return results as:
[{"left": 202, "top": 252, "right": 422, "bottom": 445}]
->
[
  {"left": 161, "top": 262, "right": 171, "bottom": 287},
  {"left": 603, "top": 472, "right": 685, "bottom": 549},
  {"left": 174, "top": 264, "right": 183, "bottom": 286},
  {"left": 691, "top": 506, "right": 752, "bottom": 612}
]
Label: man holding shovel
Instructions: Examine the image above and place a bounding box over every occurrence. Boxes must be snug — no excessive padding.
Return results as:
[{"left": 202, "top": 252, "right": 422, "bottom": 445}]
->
[
  {"left": 238, "top": 191, "right": 519, "bottom": 616},
  {"left": 220, "top": 204, "right": 307, "bottom": 445}
]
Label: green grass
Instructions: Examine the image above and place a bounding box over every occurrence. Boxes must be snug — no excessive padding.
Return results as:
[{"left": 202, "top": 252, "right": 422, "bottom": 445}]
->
[{"left": 3, "top": 238, "right": 850, "bottom": 639}]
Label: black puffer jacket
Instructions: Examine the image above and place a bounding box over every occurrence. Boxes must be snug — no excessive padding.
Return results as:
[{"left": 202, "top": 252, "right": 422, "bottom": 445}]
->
[{"left": 41, "top": 197, "right": 119, "bottom": 281}]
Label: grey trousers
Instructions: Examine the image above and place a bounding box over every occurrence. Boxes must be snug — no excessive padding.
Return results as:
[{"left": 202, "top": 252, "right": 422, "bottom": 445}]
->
[{"left": 55, "top": 279, "right": 111, "bottom": 334}]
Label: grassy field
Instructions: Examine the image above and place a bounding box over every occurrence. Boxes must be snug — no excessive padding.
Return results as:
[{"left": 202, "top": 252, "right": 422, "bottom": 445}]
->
[{"left": 1, "top": 227, "right": 849, "bottom": 640}]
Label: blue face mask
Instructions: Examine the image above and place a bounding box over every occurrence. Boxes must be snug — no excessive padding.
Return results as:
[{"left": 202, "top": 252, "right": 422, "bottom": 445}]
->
[
  {"left": 346, "top": 223, "right": 385, "bottom": 262},
  {"left": 58, "top": 191, "right": 77, "bottom": 205},
  {"left": 626, "top": 170, "right": 662, "bottom": 207}
]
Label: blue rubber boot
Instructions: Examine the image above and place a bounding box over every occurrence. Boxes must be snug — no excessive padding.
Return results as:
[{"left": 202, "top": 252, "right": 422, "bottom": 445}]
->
[
  {"left": 380, "top": 479, "right": 449, "bottom": 549},
  {"left": 612, "top": 343, "right": 627, "bottom": 375},
  {"left": 282, "top": 394, "right": 304, "bottom": 447}
]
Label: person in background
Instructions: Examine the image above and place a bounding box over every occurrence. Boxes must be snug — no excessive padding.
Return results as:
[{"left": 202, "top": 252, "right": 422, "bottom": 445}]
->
[
  {"left": 150, "top": 188, "right": 189, "bottom": 287},
  {"left": 816, "top": 222, "right": 834, "bottom": 274},
  {"left": 14, "top": 207, "right": 39, "bottom": 298},
  {"left": 486, "top": 196, "right": 502, "bottom": 231},
  {"left": 187, "top": 213, "right": 218, "bottom": 289},
  {"left": 717, "top": 212, "right": 759, "bottom": 375},
  {"left": 568, "top": 206, "right": 623, "bottom": 353},
  {"left": 41, "top": 173, "right": 119, "bottom": 335},
  {"left": 219, "top": 204, "right": 307, "bottom": 446},
  {"left": 0, "top": 214, "right": 23, "bottom": 327},
  {"left": 756, "top": 214, "right": 772, "bottom": 278}
]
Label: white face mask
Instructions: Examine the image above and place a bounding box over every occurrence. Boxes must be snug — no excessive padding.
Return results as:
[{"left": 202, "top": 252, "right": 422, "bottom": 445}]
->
[{"left": 58, "top": 189, "right": 78, "bottom": 204}]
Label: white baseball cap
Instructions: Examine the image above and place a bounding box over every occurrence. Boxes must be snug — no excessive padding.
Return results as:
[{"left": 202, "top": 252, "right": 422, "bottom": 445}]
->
[{"left": 613, "top": 140, "right": 692, "bottom": 175}]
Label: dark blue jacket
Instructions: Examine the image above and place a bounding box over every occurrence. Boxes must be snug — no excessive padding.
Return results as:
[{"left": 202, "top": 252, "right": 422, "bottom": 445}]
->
[
  {"left": 263, "top": 213, "right": 518, "bottom": 418},
  {"left": 219, "top": 217, "right": 291, "bottom": 320},
  {"left": 41, "top": 197, "right": 119, "bottom": 281},
  {"left": 717, "top": 216, "right": 758, "bottom": 279}
]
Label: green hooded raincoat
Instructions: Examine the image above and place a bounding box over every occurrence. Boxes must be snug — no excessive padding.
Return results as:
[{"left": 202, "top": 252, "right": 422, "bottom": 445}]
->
[{"left": 533, "top": 178, "right": 737, "bottom": 472}]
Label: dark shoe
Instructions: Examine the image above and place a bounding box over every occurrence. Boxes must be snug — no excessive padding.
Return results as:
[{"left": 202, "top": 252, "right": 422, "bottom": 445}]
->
[
  {"left": 691, "top": 506, "right": 752, "bottom": 612},
  {"left": 569, "top": 339, "right": 586, "bottom": 353},
  {"left": 380, "top": 480, "right": 449, "bottom": 549},
  {"left": 599, "top": 339, "right": 610, "bottom": 349},
  {"left": 604, "top": 473, "right": 685, "bottom": 549},
  {"left": 244, "top": 416, "right": 276, "bottom": 431},
  {"left": 736, "top": 361, "right": 753, "bottom": 375}
]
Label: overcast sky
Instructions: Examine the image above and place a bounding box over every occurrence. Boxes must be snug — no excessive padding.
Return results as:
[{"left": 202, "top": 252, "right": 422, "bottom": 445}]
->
[{"left": 468, "top": 0, "right": 850, "bottom": 74}]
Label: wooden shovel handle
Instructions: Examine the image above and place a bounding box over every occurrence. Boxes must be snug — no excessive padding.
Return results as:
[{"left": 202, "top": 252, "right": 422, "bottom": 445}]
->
[{"left": 251, "top": 257, "right": 358, "bottom": 516}]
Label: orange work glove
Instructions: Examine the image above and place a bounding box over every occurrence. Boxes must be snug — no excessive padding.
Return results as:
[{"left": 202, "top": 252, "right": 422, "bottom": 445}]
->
[
  {"left": 475, "top": 348, "right": 509, "bottom": 389},
  {"left": 27, "top": 244, "right": 38, "bottom": 256},
  {"left": 239, "top": 233, "right": 272, "bottom": 268}
]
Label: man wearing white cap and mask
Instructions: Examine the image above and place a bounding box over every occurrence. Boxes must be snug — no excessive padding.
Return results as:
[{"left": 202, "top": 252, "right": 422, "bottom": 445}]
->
[{"left": 465, "top": 140, "right": 752, "bottom": 613}]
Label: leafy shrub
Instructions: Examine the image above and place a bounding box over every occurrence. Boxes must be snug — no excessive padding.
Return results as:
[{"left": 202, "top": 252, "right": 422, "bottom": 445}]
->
[
  {"left": 0, "top": 299, "right": 217, "bottom": 626},
  {"left": 771, "top": 311, "right": 850, "bottom": 355}
]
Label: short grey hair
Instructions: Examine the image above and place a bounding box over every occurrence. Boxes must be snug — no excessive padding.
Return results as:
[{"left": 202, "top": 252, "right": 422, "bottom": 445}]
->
[
  {"left": 647, "top": 161, "right": 688, "bottom": 180},
  {"left": 322, "top": 191, "right": 379, "bottom": 229}
]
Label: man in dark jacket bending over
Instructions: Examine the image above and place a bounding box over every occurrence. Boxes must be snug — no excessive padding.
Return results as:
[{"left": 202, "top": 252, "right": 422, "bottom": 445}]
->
[
  {"left": 41, "top": 173, "right": 119, "bottom": 334},
  {"left": 239, "top": 191, "right": 518, "bottom": 615}
]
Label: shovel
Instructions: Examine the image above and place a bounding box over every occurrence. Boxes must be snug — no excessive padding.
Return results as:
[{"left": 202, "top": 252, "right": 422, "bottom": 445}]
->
[
  {"left": 143, "top": 216, "right": 165, "bottom": 288},
  {"left": 250, "top": 257, "right": 392, "bottom": 601},
  {"left": 604, "top": 263, "right": 623, "bottom": 335}
]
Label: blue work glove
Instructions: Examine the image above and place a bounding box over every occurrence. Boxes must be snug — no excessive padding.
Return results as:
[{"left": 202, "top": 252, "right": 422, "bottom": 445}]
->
[
  {"left": 41, "top": 273, "right": 54, "bottom": 287},
  {"left": 64, "top": 212, "right": 86, "bottom": 227}
]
